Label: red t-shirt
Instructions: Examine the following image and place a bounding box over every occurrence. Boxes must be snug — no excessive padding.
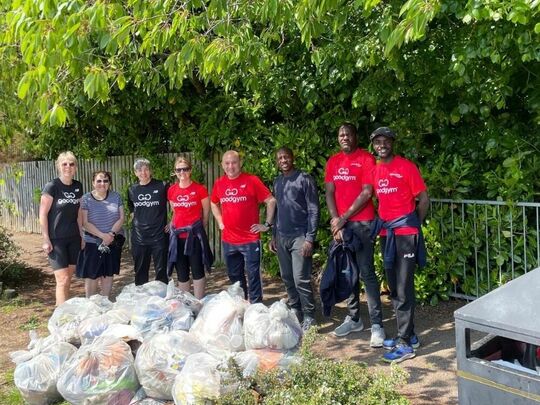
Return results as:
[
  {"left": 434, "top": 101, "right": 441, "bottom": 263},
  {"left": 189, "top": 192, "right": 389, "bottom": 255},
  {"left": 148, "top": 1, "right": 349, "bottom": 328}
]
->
[
  {"left": 372, "top": 156, "right": 427, "bottom": 235},
  {"left": 168, "top": 182, "right": 209, "bottom": 238},
  {"left": 210, "top": 172, "right": 272, "bottom": 244},
  {"left": 325, "top": 148, "right": 376, "bottom": 221}
]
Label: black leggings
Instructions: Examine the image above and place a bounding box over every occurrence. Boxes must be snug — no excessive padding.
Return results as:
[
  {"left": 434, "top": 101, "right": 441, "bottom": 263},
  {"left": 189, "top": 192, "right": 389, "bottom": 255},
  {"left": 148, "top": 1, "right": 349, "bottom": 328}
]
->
[{"left": 174, "top": 238, "right": 205, "bottom": 282}]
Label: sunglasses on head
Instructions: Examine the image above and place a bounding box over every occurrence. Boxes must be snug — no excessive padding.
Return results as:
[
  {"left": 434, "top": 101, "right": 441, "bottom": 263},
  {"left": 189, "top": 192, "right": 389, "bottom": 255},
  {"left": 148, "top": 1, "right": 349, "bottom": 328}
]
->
[
  {"left": 175, "top": 167, "right": 191, "bottom": 173},
  {"left": 95, "top": 179, "right": 110, "bottom": 184},
  {"left": 62, "top": 162, "right": 75, "bottom": 167}
]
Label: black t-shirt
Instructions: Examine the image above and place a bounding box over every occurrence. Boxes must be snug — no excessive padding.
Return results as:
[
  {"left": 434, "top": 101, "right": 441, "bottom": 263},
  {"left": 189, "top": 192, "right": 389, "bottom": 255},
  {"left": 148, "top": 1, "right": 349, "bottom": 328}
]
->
[
  {"left": 127, "top": 178, "right": 169, "bottom": 245},
  {"left": 42, "top": 178, "right": 83, "bottom": 240}
]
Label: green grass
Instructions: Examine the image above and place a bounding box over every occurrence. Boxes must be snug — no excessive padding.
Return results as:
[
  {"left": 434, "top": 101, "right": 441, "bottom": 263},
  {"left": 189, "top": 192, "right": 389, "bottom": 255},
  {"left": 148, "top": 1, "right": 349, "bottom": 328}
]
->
[{"left": 18, "top": 315, "right": 41, "bottom": 331}]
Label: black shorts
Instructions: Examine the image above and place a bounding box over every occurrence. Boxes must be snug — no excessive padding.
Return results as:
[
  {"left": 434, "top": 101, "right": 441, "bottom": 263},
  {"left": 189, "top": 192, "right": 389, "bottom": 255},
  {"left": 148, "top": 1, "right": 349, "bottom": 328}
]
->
[
  {"left": 174, "top": 238, "right": 205, "bottom": 282},
  {"left": 76, "top": 242, "right": 123, "bottom": 279},
  {"left": 48, "top": 236, "right": 81, "bottom": 270}
]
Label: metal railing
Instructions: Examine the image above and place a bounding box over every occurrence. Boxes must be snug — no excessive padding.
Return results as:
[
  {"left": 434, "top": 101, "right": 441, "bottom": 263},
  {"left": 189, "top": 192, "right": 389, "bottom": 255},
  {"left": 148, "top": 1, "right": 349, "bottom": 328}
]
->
[{"left": 430, "top": 198, "right": 540, "bottom": 300}]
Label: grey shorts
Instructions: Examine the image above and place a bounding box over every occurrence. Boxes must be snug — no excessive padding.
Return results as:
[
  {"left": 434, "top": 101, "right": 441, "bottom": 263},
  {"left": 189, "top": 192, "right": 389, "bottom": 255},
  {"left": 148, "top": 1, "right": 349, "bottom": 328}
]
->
[{"left": 48, "top": 236, "right": 81, "bottom": 270}]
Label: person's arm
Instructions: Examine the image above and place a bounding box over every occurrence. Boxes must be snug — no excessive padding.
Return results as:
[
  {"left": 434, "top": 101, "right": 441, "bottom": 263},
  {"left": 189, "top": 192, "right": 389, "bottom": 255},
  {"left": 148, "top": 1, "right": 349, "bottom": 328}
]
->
[
  {"left": 251, "top": 195, "right": 276, "bottom": 233},
  {"left": 82, "top": 209, "right": 115, "bottom": 246},
  {"left": 331, "top": 184, "right": 373, "bottom": 233},
  {"left": 111, "top": 206, "right": 125, "bottom": 234},
  {"left": 416, "top": 191, "right": 429, "bottom": 223},
  {"left": 211, "top": 201, "right": 224, "bottom": 230},
  {"left": 302, "top": 176, "right": 319, "bottom": 257},
  {"left": 39, "top": 194, "right": 54, "bottom": 253},
  {"left": 201, "top": 197, "right": 210, "bottom": 228}
]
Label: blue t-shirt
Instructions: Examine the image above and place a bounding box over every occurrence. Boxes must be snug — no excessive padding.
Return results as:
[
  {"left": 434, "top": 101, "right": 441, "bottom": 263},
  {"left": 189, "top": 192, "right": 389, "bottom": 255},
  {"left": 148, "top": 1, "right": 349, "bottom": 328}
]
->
[{"left": 81, "top": 191, "right": 124, "bottom": 243}]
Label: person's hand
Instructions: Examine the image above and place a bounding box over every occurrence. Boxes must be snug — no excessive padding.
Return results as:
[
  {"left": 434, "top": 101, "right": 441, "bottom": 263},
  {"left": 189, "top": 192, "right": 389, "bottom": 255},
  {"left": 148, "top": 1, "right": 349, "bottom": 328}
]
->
[
  {"left": 42, "top": 240, "right": 52, "bottom": 254},
  {"left": 301, "top": 240, "right": 313, "bottom": 257},
  {"left": 164, "top": 224, "right": 170, "bottom": 233},
  {"left": 81, "top": 239, "right": 86, "bottom": 251},
  {"left": 218, "top": 222, "right": 225, "bottom": 231},
  {"left": 333, "top": 229, "right": 343, "bottom": 243},
  {"left": 330, "top": 216, "right": 346, "bottom": 234},
  {"left": 102, "top": 232, "right": 114, "bottom": 246},
  {"left": 250, "top": 223, "right": 269, "bottom": 234},
  {"left": 269, "top": 238, "right": 277, "bottom": 253}
]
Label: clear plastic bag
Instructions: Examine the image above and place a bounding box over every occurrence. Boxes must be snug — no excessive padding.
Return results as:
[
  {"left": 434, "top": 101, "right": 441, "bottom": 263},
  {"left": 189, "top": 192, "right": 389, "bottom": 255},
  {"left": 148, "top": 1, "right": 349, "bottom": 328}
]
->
[
  {"left": 57, "top": 335, "right": 139, "bottom": 405},
  {"left": 134, "top": 330, "right": 204, "bottom": 400},
  {"left": 130, "top": 296, "right": 194, "bottom": 339},
  {"left": 165, "top": 280, "right": 203, "bottom": 316},
  {"left": 171, "top": 352, "right": 222, "bottom": 405},
  {"left": 13, "top": 341, "right": 77, "bottom": 405},
  {"left": 244, "top": 300, "right": 302, "bottom": 350},
  {"left": 189, "top": 289, "right": 248, "bottom": 352},
  {"left": 48, "top": 296, "right": 111, "bottom": 345}
]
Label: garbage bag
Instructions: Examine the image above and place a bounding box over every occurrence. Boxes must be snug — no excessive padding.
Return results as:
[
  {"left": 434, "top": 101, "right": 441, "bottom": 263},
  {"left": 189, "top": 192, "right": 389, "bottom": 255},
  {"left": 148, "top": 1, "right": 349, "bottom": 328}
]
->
[
  {"left": 10, "top": 331, "right": 62, "bottom": 365},
  {"left": 13, "top": 341, "right": 77, "bottom": 405},
  {"left": 48, "top": 296, "right": 111, "bottom": 345},
  {"left": 171, "top": 353, "right": 222, "bottom": 405},
  {"left": 129, "top": 387, "right": 168, "bottom": 404},
  {"left": 130, "top": 296, "right": 194, "bottom": 339},
  {"left": 234, "top": 349, "right": 299, "bottom": 375},
  {"left": 189, "top": 289, "right": 248, "bottom": 352},
  {"left": 165, "top": 280, "right": 203, "bottom": 316},
  {"left": 134, "top": 330, "right": 204, "bottom": 400},
  {"left": 57, "top": 335, "right": 139, "bottom": 405},
  {"left": 244, "top": 300, "right": 302, "bottom": 350},
  {"left": 78, "top": 308, "right": 133, "bottom": 345}
]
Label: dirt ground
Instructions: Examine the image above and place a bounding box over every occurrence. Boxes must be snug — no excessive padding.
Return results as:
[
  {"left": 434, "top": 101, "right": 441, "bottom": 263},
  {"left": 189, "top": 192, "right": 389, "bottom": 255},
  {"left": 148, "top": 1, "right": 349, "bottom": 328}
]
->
[{"left": 1, "top": 232, "right": 463, "bottom": 404}]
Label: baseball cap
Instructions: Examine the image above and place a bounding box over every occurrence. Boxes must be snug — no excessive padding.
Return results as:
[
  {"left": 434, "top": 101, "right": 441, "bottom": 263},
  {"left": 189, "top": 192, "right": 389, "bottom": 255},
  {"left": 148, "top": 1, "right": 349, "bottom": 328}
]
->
[{"left": 370, "top": 127, "right": 396, "bottom": 141}]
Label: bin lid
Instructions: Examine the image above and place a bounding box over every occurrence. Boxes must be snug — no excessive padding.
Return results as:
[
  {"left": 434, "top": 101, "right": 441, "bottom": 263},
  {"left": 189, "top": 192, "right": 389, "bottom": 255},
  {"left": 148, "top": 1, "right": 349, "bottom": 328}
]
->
[{"left": 454, "top": 267, "right": 540, "bottom": 337}]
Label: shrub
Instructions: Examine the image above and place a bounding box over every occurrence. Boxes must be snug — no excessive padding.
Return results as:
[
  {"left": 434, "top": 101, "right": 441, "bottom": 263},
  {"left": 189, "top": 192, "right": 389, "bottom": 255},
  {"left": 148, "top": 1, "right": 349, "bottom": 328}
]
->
[{"left": 220, "top": 330, "right": 409, "bottom": 405}]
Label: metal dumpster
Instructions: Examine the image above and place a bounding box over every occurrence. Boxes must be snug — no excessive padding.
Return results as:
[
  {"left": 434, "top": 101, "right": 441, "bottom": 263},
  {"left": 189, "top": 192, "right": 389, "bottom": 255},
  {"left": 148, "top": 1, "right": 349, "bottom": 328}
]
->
[{"left": 454, "top": 267, "right": 540, "bottom": 404}]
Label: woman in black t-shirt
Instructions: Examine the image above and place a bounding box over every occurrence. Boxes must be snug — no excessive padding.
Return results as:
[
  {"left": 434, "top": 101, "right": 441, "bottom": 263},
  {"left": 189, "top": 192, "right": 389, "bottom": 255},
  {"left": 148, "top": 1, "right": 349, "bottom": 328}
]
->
[{"left": 39, "top": 151, "right": 83, "bottom": 306}]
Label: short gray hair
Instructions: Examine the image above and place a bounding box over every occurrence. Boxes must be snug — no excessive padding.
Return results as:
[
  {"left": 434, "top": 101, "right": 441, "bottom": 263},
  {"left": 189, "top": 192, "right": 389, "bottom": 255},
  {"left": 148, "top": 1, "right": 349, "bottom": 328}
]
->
[{"left": 133, "top": 158, "right": 151, "bottom": 171}]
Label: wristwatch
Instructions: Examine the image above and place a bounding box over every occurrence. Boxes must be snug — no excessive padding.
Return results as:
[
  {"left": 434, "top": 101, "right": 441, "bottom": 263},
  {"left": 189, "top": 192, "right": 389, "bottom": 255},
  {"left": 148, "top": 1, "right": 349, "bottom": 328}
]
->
[{"left": 264, "top": 221, "right": 273, "bottom": 229}]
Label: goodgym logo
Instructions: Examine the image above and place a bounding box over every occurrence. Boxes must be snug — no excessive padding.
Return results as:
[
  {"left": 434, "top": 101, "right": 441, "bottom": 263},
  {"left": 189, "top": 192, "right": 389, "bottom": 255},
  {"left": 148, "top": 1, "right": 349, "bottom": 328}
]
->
[
  {"left": 176, "top": 195, "right": 189, "bottom": 202},
  {"left": 378, "top": 179, "right": 389, "bottom": 187},
  {"left": 63, "top": 192, "right": 75, "bottom": 198},
  {"left": 225, "top": 188, "right": 238, "bottom": 196},
  {"left": 338, "top": 167, "right": 349, "bottom": 175},
  {"left": 138, "top": 194, "right": 152, "bottom": 201}
]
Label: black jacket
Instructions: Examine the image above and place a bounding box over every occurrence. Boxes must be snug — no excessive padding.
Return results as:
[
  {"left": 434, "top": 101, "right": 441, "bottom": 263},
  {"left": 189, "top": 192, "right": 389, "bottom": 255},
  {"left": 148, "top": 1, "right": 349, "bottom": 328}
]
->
[{"left": 320, "top": 228, "right": 361, "bottom": 317}]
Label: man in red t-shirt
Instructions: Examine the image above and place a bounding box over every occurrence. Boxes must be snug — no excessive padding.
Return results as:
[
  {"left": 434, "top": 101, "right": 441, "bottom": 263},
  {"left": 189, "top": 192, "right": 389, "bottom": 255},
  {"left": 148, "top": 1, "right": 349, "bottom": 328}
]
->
[
  {"left": 325, "top": 123, "right": 385, "bottom": 347},
  {"left": 370, "top": 126, "right": 429, "bottom": 364},
  {"left": 211, "top": 150, "right": 276, "bottom": 303}
]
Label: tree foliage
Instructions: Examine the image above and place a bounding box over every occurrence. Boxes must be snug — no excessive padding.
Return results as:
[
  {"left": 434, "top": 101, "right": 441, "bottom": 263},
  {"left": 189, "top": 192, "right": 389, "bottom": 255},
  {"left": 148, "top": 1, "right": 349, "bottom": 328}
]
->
[{"left": 1, "top": 0, "right": 539, "bottom": 302}]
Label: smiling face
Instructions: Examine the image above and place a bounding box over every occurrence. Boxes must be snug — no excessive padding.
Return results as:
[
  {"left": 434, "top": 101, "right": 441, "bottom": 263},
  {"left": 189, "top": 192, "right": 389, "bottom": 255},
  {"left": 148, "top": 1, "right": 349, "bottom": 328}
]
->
[
  {"left": 92, "top": 171, "right": 111, "bottom": 193},
  {"left": 222, "top": 151, "right": 242, "bottom": 179},
  {"left": 372, "top": 135, "right": 394, "bottom": 162},
  {"left": 135, "top": 165, "right": 152, "bottom": 185},
  {"left": 174, "top": 162, "right": 192, "bottom": 182},
  {"left": 58, "top": 159, "right": 77, "bottom": 180},
  {"left": 276, "top": 149, "right": 294, "bottom": 174},
  {"left": 338, "top": 127, "right": 358, "bottom": 154}
]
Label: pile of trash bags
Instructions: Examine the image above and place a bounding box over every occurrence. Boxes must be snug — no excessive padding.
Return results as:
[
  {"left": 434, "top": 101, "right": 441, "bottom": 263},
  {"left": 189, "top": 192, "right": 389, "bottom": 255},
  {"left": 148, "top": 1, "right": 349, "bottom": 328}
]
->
[{"left": 11, "top": 281, "right": 304, "bottom": 404}]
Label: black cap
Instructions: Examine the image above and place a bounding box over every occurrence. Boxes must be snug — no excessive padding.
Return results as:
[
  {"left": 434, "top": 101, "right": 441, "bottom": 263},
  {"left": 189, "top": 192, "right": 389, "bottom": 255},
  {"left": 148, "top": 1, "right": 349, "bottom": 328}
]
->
[{"left": 370, "top": 127, "right": 396, "bottom": 141}]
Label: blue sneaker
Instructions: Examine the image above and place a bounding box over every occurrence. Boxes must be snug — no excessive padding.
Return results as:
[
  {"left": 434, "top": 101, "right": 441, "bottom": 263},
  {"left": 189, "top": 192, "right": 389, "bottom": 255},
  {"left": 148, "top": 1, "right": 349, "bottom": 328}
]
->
[
  {"left": 382, "top": 343, "right": 416, "bottom": 363},
  {"left": 383, "top": 334, "right": 420, "bottom": 351}
]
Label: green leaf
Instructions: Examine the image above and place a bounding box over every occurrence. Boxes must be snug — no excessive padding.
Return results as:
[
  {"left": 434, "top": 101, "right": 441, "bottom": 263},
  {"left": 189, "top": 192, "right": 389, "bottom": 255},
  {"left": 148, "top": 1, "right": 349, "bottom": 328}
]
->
[{"left": 17, "top": 74, "right": 31, "bottom": 99}]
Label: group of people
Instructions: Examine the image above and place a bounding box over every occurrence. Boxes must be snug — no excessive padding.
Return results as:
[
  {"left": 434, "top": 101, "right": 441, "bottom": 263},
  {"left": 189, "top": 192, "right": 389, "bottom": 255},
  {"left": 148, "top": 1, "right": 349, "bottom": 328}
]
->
[{"left": 39, "top": 123, "right": 428, "bottom": 364}]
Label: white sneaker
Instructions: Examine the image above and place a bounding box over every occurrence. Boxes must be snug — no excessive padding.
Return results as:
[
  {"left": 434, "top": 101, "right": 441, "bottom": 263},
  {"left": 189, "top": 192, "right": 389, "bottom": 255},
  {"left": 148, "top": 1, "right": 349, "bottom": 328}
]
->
[
  {"left": 333, "top": 315, "right": 364, "bottom": 337},
  {"left": 370, "top": 324, "right": 386, "bottom": 348}
]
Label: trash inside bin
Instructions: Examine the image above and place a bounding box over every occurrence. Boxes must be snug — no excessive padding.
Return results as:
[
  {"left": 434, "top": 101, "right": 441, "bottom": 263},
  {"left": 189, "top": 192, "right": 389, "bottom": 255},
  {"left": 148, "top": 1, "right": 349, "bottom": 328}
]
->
[{"left": 454, "top": 267, "right": 540, "bottom": 404}]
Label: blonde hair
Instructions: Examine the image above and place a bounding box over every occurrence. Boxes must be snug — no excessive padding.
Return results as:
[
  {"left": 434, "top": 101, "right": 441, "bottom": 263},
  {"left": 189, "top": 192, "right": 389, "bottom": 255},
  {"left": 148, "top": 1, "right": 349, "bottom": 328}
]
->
[
  {"left": 174, "top": 156, "right": 192, "bottom": 169},
  {"left": 55, "top": 151, "right": 77, "bottom": 172}
]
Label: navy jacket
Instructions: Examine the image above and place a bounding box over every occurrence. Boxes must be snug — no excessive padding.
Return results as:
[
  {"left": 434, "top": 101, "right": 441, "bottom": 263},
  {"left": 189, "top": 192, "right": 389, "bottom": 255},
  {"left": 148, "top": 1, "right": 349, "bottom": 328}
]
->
[
  {"left": 370, "top": 211, "right": 427, "bottom": 270},
  {"left": 167, "top": 219, "right": 214, "bottom": 277},
  {"left": 320, "top": 228, "right": 361, "bottom": 317}
]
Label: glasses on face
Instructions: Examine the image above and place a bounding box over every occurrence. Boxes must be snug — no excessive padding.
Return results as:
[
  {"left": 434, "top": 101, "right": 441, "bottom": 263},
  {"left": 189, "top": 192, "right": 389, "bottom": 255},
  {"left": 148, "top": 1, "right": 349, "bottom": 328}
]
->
[
  {"left": 175, "top": 167, "right": 191, "bottom": 173},
  {"left": 62, "top": 162, "right": 76, "bottom": 167},
  {"left": 95, "top": 179, "right": 110, "bottom": 184}
]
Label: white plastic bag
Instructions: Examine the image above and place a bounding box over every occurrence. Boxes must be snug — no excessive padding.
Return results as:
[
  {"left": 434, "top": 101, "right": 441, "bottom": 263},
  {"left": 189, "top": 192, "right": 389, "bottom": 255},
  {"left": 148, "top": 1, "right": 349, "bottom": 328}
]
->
[
  {"left": 48, "top": 296, "right": 110, "bottom": 345},
  {"left": 244, "top": 300, "right": 302, "bottom": 350},
  {"left": 134, "top": 330, "right": 204, "bottom": 400},
  {"left": 130, "top": 296, "right": 194, "bottom": 339},
  {"left": 189, "top": 289, "right": 248, "bottom": 352},
  {"left": 171, "top": 353, "right": 222, "bottom": 405},
  {"left": 13, "top": 341, "right": 77, "bottom": 405},
  {"left": 57, "top": 335, "right": 139, "bottom": 404},
  {"left": 165, "top": 280, "right": 203, "bottom": 316}
]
